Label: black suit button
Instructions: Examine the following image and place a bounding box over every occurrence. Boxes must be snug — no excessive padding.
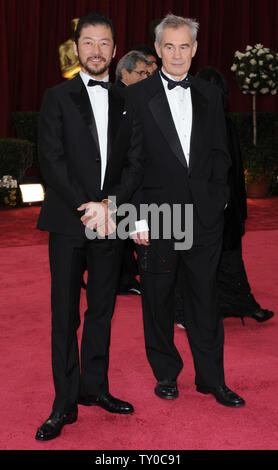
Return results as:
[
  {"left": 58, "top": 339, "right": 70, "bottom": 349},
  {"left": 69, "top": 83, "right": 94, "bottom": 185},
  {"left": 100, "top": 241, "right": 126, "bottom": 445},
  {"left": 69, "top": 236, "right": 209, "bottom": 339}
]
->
[{"left": 96, "top": 157, "right": 100, "bottom": 163}]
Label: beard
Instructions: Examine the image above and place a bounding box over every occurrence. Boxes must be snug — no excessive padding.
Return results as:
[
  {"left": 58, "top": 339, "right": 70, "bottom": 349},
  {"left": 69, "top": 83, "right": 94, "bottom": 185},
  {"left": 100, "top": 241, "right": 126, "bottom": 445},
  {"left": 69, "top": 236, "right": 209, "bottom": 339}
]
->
[{"left": 79, "top": 54, "right": 112, "bottom": 77}]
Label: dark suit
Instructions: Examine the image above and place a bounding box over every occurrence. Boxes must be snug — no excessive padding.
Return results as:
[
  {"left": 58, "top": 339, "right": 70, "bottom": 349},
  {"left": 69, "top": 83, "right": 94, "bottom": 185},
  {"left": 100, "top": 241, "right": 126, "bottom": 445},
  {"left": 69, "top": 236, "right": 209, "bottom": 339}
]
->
[
  {"left": 125, "top": 70, "right": 231, "bottom": 388},
  {"left": 37, "top": 73, "right": 141, "bottom": 413},
  {"left": 113, "top": 79, "right": 140, "bottom": 293}
]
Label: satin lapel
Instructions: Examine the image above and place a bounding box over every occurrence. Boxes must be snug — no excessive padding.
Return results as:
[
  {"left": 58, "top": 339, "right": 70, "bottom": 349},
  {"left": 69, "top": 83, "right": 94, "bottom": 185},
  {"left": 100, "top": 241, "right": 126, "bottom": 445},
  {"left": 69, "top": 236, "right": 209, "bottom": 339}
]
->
[
  {"left": 188, "top": 79, "right": 209, "bottom": 174},
  {"left": 148, "top": 75, "right": 188, "bottom": 170},
  {"left": 107, "top": 87, "right": 122, "bottom": 163},
  {"left": 69, "top": 75, "right": 100, "bottom": 154}
]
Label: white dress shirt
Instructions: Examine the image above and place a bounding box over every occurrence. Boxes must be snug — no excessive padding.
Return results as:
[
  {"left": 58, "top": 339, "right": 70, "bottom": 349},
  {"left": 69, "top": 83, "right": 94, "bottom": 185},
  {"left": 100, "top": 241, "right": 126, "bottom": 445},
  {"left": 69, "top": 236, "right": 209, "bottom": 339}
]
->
[
  {"left": 132, "top": 69, "right": 193, "bottom": 234},
  {"left": 160, "top": 68, "right": 192, "bottom": 167},
  {"left": 79, "top": 70, "right": 109, "bottom": 190}
]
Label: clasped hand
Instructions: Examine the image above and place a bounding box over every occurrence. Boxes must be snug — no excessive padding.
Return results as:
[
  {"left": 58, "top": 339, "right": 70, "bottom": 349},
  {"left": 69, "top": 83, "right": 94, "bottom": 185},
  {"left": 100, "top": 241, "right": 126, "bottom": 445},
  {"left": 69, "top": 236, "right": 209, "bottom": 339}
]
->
[{"left": 77, "top": 201, "right": 116, "bottom": 237}]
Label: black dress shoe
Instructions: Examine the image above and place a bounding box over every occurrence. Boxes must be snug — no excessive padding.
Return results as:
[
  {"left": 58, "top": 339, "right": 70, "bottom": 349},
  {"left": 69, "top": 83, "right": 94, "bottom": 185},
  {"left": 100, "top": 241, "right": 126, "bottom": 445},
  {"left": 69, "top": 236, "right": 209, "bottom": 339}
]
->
[
  {"left": 154, "top": 380, "right": 178, "bottom": 400},
  {"left": 78, "top": 392, "right": 134, "bottom": 414},
  {"left": 35, "top": 408, "right": 78, "bottom": 441},
  {"left": 196, "top": 384, "right": 245, "bottom": 408},
  {"left": 251, "top": 308, "right": 274, "bottom": 323}
]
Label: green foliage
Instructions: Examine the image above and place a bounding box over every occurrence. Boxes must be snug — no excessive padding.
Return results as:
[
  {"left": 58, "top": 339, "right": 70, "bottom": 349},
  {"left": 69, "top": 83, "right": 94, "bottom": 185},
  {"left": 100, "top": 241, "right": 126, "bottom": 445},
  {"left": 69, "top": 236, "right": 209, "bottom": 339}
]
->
[
  {"left": 0, "top": 138, "right": 34, "bottom": 183},
  {"left": 11, "top": 112, "right": 39, "bottom": 144},
  {"left": 11, "top": 112, "right": 39, "bottom": 163},
  {"left": 229, "top": 112, "right": 278, "bottom": 190}
]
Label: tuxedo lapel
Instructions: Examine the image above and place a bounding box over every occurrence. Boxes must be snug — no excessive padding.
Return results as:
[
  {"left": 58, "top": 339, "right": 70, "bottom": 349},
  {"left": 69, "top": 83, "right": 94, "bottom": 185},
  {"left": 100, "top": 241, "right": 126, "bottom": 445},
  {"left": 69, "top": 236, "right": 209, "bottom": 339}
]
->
[
  {"left": 69, "top": 75, "right": 100, "bottom": 155},
  {"left": 107, "top": 87, "right": 123, "bottom": 163},
  {"left": 188, "top": 78, "right": 209, "bottom": 174},
  {"left": 148, "top": 73, "right": 188, "bottom": 171}
]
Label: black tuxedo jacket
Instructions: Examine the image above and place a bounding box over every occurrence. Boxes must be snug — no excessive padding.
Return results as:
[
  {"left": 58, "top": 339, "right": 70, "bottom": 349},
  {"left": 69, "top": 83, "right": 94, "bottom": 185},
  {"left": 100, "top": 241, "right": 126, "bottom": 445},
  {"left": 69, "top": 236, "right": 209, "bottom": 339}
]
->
[
  {"left": 37, "top": 73, "right": 142, "bottom": 237},
  {"left": 125, "top": 70, "right": 231, "bottom": 234}
]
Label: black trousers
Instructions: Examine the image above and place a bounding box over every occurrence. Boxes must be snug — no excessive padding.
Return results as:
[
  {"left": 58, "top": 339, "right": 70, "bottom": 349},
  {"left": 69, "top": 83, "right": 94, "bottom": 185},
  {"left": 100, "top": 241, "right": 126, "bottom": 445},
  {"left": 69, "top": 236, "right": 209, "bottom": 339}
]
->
[
  {"left": 48, "top": 232, "right": 122, "bottom": 413},
  {"left": 138, "top": 237, "right": 225, "bottom": 388}
]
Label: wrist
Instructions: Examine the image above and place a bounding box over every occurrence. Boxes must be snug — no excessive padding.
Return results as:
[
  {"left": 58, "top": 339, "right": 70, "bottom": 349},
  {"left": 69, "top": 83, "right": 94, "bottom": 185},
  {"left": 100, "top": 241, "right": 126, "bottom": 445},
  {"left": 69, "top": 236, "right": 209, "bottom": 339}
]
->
[{"left": 102, "top": 199, "right": 117, "bottom": 212}]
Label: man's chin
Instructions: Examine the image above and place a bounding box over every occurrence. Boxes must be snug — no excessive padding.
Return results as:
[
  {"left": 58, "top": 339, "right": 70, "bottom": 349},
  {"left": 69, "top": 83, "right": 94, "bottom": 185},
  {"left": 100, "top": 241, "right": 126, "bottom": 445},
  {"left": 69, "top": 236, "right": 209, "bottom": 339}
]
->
[{"left": 84, "top": 64, "right": 109, "bottom": 77}]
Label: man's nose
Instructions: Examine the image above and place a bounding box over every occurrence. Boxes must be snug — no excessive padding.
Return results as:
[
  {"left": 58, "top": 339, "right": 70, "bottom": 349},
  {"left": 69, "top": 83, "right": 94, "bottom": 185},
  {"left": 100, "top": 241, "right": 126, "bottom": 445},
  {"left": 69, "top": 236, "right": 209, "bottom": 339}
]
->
[
  {"left": 173, "top": 47, "right": 182, "bottom": 59},
  {"left": 91, "top": 42, "right": 101, "bottom": 54}
]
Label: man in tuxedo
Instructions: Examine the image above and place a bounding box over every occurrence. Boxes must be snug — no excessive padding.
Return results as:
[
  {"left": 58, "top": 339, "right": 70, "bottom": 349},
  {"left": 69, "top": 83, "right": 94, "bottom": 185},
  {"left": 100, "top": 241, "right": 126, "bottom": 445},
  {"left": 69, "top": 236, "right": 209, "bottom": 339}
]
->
[
  {"left": 35, "top": 12, "right": 142, "bottom": 441},
  {"left": 126, "top": 14, "right": 245, "bottom": 407}
]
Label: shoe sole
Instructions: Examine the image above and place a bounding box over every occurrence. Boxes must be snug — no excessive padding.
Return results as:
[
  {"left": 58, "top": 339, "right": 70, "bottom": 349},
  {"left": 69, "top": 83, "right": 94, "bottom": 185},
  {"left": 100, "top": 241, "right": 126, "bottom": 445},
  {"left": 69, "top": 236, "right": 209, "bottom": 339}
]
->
[
  {"left": 78, "top": 401, "right": 134, "bottom": 414},
  {"left": 196, "top": 387, "right": 245, "bottom": 408}
]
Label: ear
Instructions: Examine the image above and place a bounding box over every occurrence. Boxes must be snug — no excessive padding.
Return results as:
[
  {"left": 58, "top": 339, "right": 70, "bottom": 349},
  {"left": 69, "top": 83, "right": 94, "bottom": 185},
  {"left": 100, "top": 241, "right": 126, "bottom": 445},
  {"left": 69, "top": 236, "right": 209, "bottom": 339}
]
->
[
  {"left": 73, "top": 41, "right": 78, "bottom": 58},
  {"left": 154, "top": 41, "right": 162, "bottom": 59},
  {"left": 192, "top": 40, "right": 198, "bottom": 58},
  {"left": 121, "top": 68, "right": 129, "bottom": 81}
]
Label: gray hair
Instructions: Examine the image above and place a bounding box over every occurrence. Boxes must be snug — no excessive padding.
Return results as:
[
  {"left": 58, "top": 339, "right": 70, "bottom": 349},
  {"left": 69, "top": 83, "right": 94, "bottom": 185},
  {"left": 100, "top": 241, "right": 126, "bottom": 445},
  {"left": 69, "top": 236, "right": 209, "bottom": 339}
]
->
[
  {"left": 155, "top": 14, "right": 199, "bottom": 45},
  {"left": 116, "top": 50, "right": 151, "bottom": 80}
]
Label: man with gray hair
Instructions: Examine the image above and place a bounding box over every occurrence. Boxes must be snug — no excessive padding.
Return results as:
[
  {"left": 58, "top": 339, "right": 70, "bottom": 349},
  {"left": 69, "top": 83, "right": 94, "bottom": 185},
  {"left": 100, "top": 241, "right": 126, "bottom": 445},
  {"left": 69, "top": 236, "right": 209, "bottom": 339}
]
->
[
  {"left": 115, "top": 50, "right": 151, "bottom": 296},
  {"left": 115, "top": 50, "right": 151, "bottom": 88},
  {"left": 126, "top": 14, "right": 246, "bottom": 408}
]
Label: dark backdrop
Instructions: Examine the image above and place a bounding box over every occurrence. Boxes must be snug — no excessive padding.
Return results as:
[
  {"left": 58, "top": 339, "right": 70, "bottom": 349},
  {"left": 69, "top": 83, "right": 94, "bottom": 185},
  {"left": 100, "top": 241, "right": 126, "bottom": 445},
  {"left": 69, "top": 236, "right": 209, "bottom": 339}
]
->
[{"left": 1, "top": 0, "right": 277, "bottom": 137}]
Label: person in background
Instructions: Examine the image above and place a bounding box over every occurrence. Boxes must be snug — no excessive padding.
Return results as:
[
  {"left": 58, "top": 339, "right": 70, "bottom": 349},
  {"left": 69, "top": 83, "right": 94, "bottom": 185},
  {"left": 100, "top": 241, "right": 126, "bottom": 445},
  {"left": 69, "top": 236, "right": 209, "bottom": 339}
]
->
[
  {"left": 115, "top": 50, "right": 151, "bottom": 295},
  {"left": 132, "top": 44, "right": 159, "bottom": 75},
  {"left": 175, "top": 66, "right": 274, "bottom": 328}
]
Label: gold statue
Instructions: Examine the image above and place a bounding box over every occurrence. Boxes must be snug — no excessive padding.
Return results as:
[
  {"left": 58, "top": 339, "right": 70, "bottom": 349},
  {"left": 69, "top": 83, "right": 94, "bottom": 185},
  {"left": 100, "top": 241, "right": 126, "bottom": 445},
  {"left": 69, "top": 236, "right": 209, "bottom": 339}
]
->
[{"left": 59, "top": 18, "right": 81, "bottom": 79}]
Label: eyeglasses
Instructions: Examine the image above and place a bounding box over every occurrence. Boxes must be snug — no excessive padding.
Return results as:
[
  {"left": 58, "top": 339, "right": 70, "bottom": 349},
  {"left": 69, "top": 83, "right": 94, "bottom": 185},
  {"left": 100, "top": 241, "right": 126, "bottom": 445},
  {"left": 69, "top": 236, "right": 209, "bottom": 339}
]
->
[{"left": 133, "top": 70, "right": 150, "bottom": 77}]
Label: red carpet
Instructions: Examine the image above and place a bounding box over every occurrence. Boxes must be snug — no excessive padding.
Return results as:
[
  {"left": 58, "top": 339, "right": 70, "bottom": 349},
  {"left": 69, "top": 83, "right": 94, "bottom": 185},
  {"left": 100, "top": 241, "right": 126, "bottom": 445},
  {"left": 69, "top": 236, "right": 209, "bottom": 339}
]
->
[{"left": 0, "top": 199, "right": 278, "bottom": 450}]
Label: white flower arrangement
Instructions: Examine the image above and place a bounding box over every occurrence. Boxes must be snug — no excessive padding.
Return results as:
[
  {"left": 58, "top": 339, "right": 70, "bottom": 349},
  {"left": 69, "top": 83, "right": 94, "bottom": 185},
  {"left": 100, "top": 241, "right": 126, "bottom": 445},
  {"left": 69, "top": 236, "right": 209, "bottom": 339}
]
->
[
  {"left": 231, "top": 44, "right": 278, "bottom": 96},
  {"left": 0, "top": 175, "right": 18, "bottom": 206},
  {"left": 231, "top": 44, "right": 278, "bottom": 146},
  {"left": 0, "top": 175, "right": 18, "bottom": 188}
]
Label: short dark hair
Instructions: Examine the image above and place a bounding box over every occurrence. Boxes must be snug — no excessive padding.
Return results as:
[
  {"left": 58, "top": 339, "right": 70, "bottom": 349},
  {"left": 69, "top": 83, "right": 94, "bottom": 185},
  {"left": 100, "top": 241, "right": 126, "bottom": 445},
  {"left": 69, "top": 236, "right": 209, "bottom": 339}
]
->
[
  {"left": 74, "top": 12, "right": 117, "bottom": 46},
  {"left": 196, "top": 67, "right": 229, "bottom": 96}
]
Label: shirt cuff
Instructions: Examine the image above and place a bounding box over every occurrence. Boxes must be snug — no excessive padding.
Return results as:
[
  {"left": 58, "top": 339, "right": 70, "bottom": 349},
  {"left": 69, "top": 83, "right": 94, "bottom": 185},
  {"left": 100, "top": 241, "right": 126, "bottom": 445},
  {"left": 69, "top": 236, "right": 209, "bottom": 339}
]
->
[{"left": 129, "top": 219, "right": 149, "bottom": 236}]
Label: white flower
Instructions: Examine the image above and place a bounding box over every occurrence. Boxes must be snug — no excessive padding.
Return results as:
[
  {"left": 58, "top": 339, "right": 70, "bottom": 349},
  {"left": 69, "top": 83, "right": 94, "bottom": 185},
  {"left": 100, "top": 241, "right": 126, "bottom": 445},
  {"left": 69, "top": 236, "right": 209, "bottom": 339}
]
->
[
  {"left": 235, "top": 51, "right": 244, "bottom": 59},
  {"left": 260, "top": 88, "right": 269, "bottom": 94},
  {"left": 255, "top": 44, "right": 263, "bottom": 49},
  {"left": 271, "top": 90, "right": 277, "bottom": 95},
  {"left": 250, "top": 59, "right": 257, "bottom": 65},
  {"left": 231, "top": 64, "right": 237, "bottom": 71},
  {"left": 246, "top": 45, "right": 252, "bottom": 51},
  {"left": 266, "top": 54, "right": 274, "bottom": 60}
]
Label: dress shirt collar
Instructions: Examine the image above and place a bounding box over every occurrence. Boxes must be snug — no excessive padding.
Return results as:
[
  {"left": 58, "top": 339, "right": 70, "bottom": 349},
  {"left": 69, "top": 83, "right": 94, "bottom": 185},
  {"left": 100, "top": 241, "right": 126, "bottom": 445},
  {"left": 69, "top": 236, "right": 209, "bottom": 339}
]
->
[
  {"left": 79, "top": 70, "right": 109, "bottom": 87},
  {"left": 160, "top": 68, "right": 188, "bottom": 90}
]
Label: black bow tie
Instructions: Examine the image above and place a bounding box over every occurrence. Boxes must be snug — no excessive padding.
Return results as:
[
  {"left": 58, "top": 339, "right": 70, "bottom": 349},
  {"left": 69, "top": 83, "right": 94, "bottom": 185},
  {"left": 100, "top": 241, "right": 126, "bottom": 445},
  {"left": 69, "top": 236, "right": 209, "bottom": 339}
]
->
[
  {"left": 160, "top": 69, "right": 191, "bottom": 90},
  {"left": 87, "top": 79, "right": 111, "bottom": 90}
]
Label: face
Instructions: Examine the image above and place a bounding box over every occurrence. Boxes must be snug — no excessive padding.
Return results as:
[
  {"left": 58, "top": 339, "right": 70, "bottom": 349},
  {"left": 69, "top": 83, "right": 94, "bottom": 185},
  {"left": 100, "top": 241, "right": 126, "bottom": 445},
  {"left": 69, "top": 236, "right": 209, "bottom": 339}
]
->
[
  {"left": 146, "top": 55, "right": 158, "bottom": 75},
  {"left": 155, "top": 25, "right": 197, "bottom": 80},
  {"left": 74, "top": 23, "right": 116, "bottom": 79},
  {"left": 122, "top": 61, "right": 150, "bottom": 86}
]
